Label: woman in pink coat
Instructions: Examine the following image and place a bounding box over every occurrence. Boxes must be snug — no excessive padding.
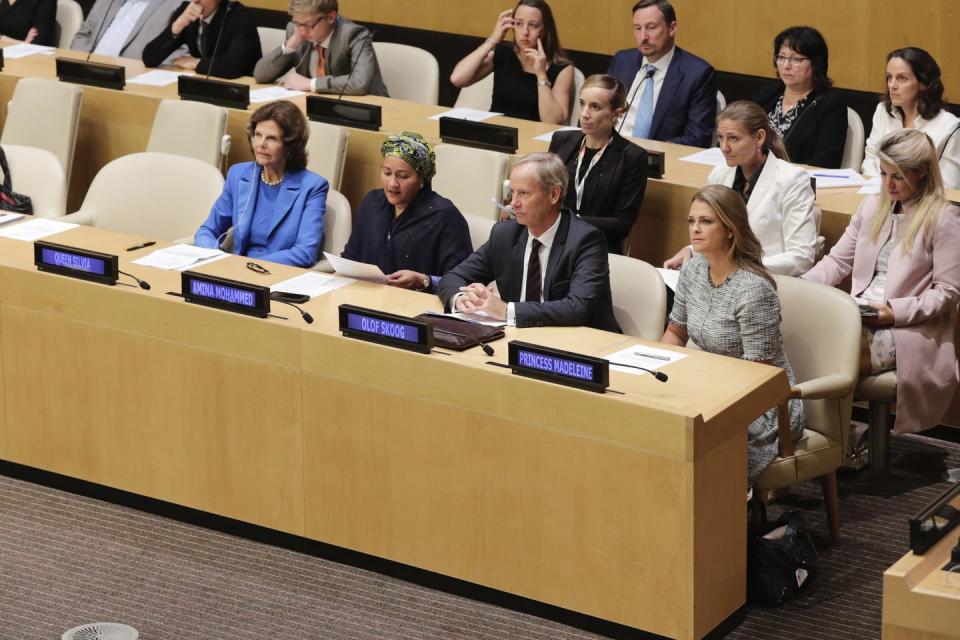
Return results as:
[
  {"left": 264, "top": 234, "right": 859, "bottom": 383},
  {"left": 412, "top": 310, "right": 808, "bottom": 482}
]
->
[{"left": 804, "top": 128, "right": 960, "bottom": 434}]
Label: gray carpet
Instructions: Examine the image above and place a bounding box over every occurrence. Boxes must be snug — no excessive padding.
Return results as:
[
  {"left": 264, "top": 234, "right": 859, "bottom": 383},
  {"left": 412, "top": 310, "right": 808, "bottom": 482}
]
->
[{"left": 1, "top": 432, "right": 958, "bottom": 640}]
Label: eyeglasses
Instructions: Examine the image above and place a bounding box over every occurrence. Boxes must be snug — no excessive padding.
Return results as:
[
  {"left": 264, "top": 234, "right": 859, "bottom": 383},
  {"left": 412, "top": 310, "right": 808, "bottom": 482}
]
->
[
  {"left": 246, "top": 262, "right": 271, "bottom": 275},
  {"left": 775, "top": 54, "right": 810, "bottom": 66},
  {"left": 291, "top": 14, "right": 326, "bottom": 30}
]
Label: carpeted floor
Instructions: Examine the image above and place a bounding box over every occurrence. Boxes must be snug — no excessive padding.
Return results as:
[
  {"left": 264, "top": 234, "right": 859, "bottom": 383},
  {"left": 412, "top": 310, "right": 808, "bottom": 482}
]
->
[{"left": 1, "top": 432, "right": 958, "bottom": 640}]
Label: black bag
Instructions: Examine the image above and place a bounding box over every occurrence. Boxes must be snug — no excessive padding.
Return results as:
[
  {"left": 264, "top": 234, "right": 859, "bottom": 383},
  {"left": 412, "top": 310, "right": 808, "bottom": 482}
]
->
[
  {"left": 0, "top": 146, "right": 33, "bottom": 214},
  {"left": 747, "top": 506, "right": 818, "bottom": 606},
  {"left": 414, "top": 313, "right": 505, "bottom": 352}
]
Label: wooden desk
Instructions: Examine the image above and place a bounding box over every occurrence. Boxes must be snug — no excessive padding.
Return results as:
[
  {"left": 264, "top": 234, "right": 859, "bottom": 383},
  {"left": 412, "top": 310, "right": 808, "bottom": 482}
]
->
[{"left": 0, "top": 222, "right": 790, "bottom": 639}]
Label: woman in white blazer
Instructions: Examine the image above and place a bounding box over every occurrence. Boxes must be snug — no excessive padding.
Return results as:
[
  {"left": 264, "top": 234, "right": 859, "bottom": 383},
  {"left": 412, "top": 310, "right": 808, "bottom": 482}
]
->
[{"left": 664, "top": 100, "right": 817, "bottom": 276}]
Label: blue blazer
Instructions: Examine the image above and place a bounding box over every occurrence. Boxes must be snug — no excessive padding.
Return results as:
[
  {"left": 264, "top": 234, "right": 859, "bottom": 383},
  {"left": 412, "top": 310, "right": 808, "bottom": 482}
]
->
[
  {"left": 607, "top": 46, "right": 716, "bottom": 148},
  {"left": 195, "top": 162, "right": 328, "bottom": 268}
]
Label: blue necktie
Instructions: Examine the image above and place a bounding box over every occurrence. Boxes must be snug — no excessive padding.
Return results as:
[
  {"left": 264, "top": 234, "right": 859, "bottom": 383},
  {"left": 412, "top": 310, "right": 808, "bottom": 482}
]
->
[{"left": 632, "top": 64, "right": 657, "bottom": 139}]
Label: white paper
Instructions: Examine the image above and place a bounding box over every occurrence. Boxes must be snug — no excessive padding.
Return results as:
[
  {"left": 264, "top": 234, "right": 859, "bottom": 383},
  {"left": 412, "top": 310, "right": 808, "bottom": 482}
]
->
[
  {"left": 175, "top": 253, "right": 229, "bottom": 271},
  {"left": 421, "top": 309, "right": 507, "bottom": 328},
  {"left": 270, "top": 271, "right": 353, "bottom": 297},
  {"left": 606, "top": 344, "right": 687, "bottom": 376},
  {"left": 857, "top": 176, "right": 882, "bottom": 195},
  {"left": 808, "top": 168, "right": 867, "bottom": 189},
  {"left": 429, "top": 108, "right": 503, "bottom": 122},
  {"left": 323, "top": 251, "right": 387, "bottom": 283},
  {"left": 0, "top": 218, "right": 77, "bottom": 241},
  {"left": 128, "top": 70, "right": 188, "bottom": 86},
  {"left": 657, "top": 267, "right": 680, "bottom": 291},
  {"left": 679, "top": 147, "right": 726, "bottom": 166},
  {"left": 0, "top": 212, "right": 25, "bottom": 226},
  {"left": 249, "top": 87, "right": 305, "bottom": 103},
  {"left": 2, "top": 43, "right": 55, "bottom": 59},
  {"left": 532, "top": 126, "right": 581, "bottom": 142},
  {"left": 131, "top": 244, "right": 225, "bottom": 270}
]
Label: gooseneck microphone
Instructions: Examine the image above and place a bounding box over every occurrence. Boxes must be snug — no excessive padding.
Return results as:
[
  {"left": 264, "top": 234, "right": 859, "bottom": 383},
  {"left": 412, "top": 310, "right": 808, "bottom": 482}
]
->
[
  {"left": 273, "top": 298, "right": 314, "bottom": 324},
  {"left": 434, "top": 328, "right": 495, "bottom": 356},
  {"left": 334, "top": 30, "right": 375, "bottom": 100},
  {"left": 204, "top": 0, "right": 236, "bottom": 80},
  {"left": 610, "top": 361, "right": 668, "bottom": 382},
  {"left": 85, "top": 0, "right": 121, "bottom": 62},
  {"left": 119, "top": 270, "right": 152, "bottom": 290}
]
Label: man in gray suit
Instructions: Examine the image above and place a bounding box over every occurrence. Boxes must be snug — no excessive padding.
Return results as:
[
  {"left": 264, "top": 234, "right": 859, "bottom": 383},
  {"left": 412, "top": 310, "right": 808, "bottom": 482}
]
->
[
  {"left": 71, "top": 0, "right": 180, "bottom": 59},
  {"left": 253, "top": 0, "right": 387, "bottom": 96}
]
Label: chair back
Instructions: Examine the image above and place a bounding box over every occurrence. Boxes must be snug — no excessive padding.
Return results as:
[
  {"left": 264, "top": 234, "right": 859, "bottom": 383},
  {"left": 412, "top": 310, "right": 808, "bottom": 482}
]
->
[
  {"left": 1, "top": 78, "right": 82, "bottom": 186},
  {"left": 568, "top": 67, "right": 585, "bottom": 126},
  {"left": 609, "top": 255, "right": 666, "bottom": 340},
  {"left": 841, "top": 107, "right": 866, "bottom": 170},
  {"left": 77, "top": 152, "right": 224, "bottom": 241},
  {"left": 372, "top": 42, "right": 439, "bottom": 105},
  {"left": 322, "top": 188, "right": 352, "bottom": 257},
  {"left": 453, "top": 74, "right": 493, "bottom": 111},
  {"left": 434, "top": 144, "right": 508, "bottom": 219},
  {"left": 55, "top": 0, "right": 84, "bottom": 48},
  {"left": 147, "top": 99, "right": 229, "bottom": 167},
  {"left": 710, "top": 91, "right": 727, "bottom": 146},
  {"left": 306, "top": 121, "right": 349, "bottom": 191},
  {"left": 0, "top": 144, "right": 67, "bottom": 218},
  {"left": 257, "top": 27, "right": 286, "bottom": 54},
  {"left": 463, "top": 213, "right": 496, "bottom": 251}
]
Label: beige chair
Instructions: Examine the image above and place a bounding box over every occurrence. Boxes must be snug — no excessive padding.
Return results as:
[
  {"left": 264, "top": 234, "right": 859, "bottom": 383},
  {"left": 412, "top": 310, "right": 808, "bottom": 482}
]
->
[
  {"left": 711, "top": 91, "right": 727, "bottom": 146},
  {"left": 854, "top": 372, "right": 897, "bottom": 471},
  {"left": 464, "top": 213, "right": 496, "bottom": 251},
  {"left": 1, "top": 78, "right": 82, "bottom": 186},
  {"left": 568, "top": 67, "right": 586, "bottom": 126},
  {"left": 313, "top": 188, "right": 352, "bottom": 272},
  {"left": 755, "top": 275, "right": 861, "bottom": 542},
  {"left": 58, "top": 152, "right": 224, "bottom": 242},
  {"left": 372, "top": 42, "right": 439, "bottom": 105},
  {"left": 257, "top": 27, "right": 286, "bottom": 54},
  {"left": 841, "top": 107, "right": 866, "bottom": 171},
  {"left": 0, "top": 144, "right": 67, "bottom": 218},
  {"left": 453, "top": 74, "right": 493, "bottom": 111},
  {"left": 608, "top": 255, "right": 666, "bottom": 340},
  {"left": 434, "top": 144, "right": 508, "bottom": 219},
  {"left": 146, "top": 100, "right": 230, "bottom": 168},
  {"left": 306, "top": 121, "right": 349, "bottom": 192},
  {"left": 55, "top": 0, "right": 84, "bottom": 48}
]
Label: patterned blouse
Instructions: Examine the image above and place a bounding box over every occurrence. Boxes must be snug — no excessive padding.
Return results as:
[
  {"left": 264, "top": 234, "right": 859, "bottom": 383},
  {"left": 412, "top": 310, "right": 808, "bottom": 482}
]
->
[{"left": 768, "top": 93, "right": 813, "bottom": 138}]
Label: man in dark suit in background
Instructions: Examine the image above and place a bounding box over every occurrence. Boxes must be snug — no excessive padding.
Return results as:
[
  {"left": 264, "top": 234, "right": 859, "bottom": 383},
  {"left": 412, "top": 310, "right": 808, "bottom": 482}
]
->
[
  {"left": 438, "top": 153, "right": 621, "bottom": 333},
  {"left": 141, "top": 0, "right": 261, "bottom": 78},
  {"left": 253, "top": 0, "right": 388, "bottom": 96},
  {"left": 607, "top": 0, "right": 716, "bottom": 148}
]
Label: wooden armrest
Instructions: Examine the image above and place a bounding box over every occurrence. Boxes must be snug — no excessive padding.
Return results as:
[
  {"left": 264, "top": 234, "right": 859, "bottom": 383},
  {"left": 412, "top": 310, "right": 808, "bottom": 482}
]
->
[{"left": 777, "top": 400, "right": 796, "bottom": 458}]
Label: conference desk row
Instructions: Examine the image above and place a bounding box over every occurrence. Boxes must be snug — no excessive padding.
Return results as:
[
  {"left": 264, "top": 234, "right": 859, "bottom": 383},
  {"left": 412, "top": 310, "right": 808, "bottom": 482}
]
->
[{"left": 0, "top": 219, "right": 790, "bottom": 639}]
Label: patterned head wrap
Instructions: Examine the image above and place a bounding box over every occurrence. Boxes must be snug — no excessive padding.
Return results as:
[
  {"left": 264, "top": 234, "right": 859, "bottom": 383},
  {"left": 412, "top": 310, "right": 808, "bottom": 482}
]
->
[{"left": 380, "top": 132, "right": 436, "bottom": 186}]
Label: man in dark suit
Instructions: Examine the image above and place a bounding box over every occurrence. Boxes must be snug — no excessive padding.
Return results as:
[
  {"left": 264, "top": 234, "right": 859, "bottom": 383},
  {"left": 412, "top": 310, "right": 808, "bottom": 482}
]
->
[
  {"left": 607, "top": 0, "right": 716, "bottom": 148},
  {"left": 253, "top": 0, "right": 388, "bottom": 96},
  {"left": 438, "top": 153, "right": 621, "bottom": 333},
  {"left": 141, "top": 0, "right": 261, "bottom": 78}
]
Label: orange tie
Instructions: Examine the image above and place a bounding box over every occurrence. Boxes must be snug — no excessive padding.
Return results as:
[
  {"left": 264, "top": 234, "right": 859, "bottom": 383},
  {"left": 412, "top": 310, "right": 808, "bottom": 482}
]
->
[{"left": 315, "top": 44, "right": 327, "bottom": 77}]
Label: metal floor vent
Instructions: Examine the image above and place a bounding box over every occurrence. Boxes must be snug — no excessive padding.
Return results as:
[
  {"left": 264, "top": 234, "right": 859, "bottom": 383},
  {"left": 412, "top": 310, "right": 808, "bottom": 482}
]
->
[{"left": 62, "top": 623, "right": 139, "bottom": 640}]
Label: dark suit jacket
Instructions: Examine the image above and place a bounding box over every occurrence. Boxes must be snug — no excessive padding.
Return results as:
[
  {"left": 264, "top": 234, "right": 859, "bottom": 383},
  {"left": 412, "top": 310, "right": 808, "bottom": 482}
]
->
[
  {"left": 438, "top": 211, "right": 621, "bottom": 333},
  {"left": 754, "top": 84, "right": 848, "bottom": 169},
  {"left": 607, "top": 46, "right": 716, "bottom": 148},
  {"left": 548, "top": 129, "right": 647, "bottom": 254},
  {"left": 141, "top": 1, "right": 261, "bottom": 78}
]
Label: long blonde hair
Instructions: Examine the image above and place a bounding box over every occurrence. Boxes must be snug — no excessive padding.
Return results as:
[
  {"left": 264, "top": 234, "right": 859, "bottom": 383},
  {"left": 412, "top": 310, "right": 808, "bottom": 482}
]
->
[
  {"left": 717, "top": 101, "right": 790, "bottom": 162},
  {"left": 692, "top": 185, "right": 776, "bottom": 288},
  {"left": 872, "top": 128, "right": 947, "bottom": 252}
]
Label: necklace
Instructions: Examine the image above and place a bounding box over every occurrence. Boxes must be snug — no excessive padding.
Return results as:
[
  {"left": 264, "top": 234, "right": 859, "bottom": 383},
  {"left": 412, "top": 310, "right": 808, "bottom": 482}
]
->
[{"left": 260, "top": 168, "right": 282, "bottom": 186}]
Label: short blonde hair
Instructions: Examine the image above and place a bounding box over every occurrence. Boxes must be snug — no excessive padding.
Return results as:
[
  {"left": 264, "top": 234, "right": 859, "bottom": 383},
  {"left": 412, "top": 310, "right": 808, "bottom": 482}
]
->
[
  {"left": 288, "top": 0, "right": 336, "bottom": 16},
  {"left": 512, "top": 152, "right": 569, "bottom": 201}
]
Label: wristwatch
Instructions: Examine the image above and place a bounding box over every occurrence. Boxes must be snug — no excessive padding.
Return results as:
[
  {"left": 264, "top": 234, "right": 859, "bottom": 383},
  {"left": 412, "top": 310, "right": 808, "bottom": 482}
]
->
[{"left": 419, "top": 274, "right": 430, "bottom": 291}]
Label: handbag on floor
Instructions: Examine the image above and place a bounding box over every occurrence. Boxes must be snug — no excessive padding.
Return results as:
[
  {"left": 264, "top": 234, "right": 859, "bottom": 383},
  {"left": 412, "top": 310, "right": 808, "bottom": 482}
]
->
[
  {"left": 748, "top": 504, "right": 819, "bottom": 606},
  {"left": 0, "top": 146, "right": 33, "bottom": 214}
]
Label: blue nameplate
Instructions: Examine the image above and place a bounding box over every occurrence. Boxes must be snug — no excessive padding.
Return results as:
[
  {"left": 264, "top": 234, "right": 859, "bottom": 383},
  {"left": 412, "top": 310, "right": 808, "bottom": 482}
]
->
[
  {"left": 339, "top": 304, "right": 433, "bottom": 354},
  {"left": 508, "top": 340, "right": 609, "bottom": 393},
  {"left": 181, "top": 271, "right": 270, "bottom": 318},
  {"left": 34, "top": 241, "right": 118, "bottom": 286}
]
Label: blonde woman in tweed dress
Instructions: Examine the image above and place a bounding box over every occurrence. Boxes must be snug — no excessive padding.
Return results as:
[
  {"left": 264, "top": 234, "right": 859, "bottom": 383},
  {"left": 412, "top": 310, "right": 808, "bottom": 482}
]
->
[{"left": 661, "top": 184, "right": 805, "bottom": 483}]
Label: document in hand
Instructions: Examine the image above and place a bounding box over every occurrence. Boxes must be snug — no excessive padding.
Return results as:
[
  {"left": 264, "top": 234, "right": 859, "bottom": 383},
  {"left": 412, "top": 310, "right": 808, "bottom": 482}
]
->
[{"left": 322, "top": 252, "right": 387, "bottom": 283}]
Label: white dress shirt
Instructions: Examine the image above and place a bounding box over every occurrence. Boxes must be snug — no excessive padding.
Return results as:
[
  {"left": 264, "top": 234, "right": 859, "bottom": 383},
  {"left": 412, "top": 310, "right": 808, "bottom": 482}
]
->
[
  {"left": 617, "top": 46, "right": 675, "bottom": 135},
  {"left": 506, "top": 212, "right": 562, "bottom": 326},
  {"left": 94, "top": 0, "right": 151, "bottom": 57},
  {"left": 862, "top": 103, "right": 960, "bottom": 188},
  {"left": 281, "top": 30, "right": 333, "bottom": 92}
]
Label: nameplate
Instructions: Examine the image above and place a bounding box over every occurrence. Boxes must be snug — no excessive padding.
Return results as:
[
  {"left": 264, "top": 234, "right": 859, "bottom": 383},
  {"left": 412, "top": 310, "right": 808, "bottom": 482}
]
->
[
  {"left": 646, "top": 150, "right": 665, "bottom": 180},
  {"left": 439, "top": 117, "right": 518, "bottom": 154},
  {"left": 181, "top": 271, "right": 270, "bottom": 318},
  {"left": 34, "top": 241, "right": 118, "bottom": 286},
  {"left": 307, "top": 96, "right": 381, "bottom": 131},
  {"left": 56, "top": 57, "right": 125, "bottom": 91},
  {"left": 508, "top": 340, "right": 608, "bottom": 393},
  {"left": 339, "top": 304, "right": 432, "bottom": 354},
  {"left": 178, "top": 76, "right": 250, "bottom": 110}
]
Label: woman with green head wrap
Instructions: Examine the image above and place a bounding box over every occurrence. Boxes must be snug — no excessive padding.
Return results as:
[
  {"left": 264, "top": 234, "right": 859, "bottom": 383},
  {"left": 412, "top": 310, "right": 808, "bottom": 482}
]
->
[{"left": 342, "top": 132, "right": 473, "bottom": 291}]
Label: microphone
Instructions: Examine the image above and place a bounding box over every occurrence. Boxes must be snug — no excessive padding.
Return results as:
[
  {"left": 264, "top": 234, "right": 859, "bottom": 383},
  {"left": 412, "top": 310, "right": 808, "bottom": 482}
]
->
[
  {"left": 609, "top": 360, "right": 668, "bottom": 382},
  {"left": 204, "top": 0, "right": 236, "bottom": 80},
  {"left": 272, "top": 298, "right": 314, "bottom": 324},
  {"left": 616, "top": 65, "right": 654, "bottom": 135},
  {"left": 334, "top": 29, "right": 375, "bottom": 101},
  {"left": 491, "top": 199, "right": 516, "bottom": 219},
  {"left": 86, "top": 0, "right": 122, "bottom": 62},
  {"left": 434, "top": 328, "right": 495, "bottom": 356},
  {"left": 119, "top": 270, "right": 152, "bottom": 290}
]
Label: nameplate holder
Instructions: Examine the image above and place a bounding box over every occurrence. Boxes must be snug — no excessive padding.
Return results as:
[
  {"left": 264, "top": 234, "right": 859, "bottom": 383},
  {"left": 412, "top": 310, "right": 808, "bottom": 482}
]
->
[
  {"left": 646, "top": 150, "right": 665, "bottom": 179},
  {"left": 56, "top": 57, "right": 125, "bottom": 91},
  {"left": 909, "top": 482, "right": 960, "bottom": 555},
  {"left": 339, "top": 304, "right": 433, "bottom": 354},
  {"left": 181, "top": 271, "right": 270, "bottom": 318},
  {"left": 508, "top": 340, "right": 608, "bottom": 393},
  {"left": 34, "top": 241, "right": 119, "bottom": 286},
  {"left": 178, "top": 76, "right": 250, "bottom": 110},
  {"left": 307, "top": 96, "right": 381, "bottom": 131},
  {"left": 439, "top": 117, "right": 518, "bottom": 154}
]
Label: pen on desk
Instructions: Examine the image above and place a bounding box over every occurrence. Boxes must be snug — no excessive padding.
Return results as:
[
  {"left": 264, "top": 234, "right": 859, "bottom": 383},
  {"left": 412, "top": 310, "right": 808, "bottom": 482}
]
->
[
  {"left": 125, "top": 241, "right": 156, "bottom": 252},
  {"left": 634, "top": 350, "right": 670, "bottom": 361},
  {"left": 812, "top": 173, "right": 851, "bottom": 179}
]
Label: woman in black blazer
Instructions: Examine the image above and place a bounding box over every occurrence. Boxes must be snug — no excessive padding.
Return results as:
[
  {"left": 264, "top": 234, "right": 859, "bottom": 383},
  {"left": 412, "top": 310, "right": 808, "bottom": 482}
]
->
[
  {"left": 0, "top": 0, "right": 56, "bottom": 46},
  {"left": 753, "top": 25, "right": 847, "bottom": 169},
  {"left": 548, "top": 74, "right": 647, "bottom": 254}
]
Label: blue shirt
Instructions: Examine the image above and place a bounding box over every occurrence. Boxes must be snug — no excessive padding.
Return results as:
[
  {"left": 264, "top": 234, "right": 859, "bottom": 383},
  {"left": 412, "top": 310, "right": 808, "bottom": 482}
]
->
[{"left": 247, "top": 180, "right": 282, "bottom": 258}]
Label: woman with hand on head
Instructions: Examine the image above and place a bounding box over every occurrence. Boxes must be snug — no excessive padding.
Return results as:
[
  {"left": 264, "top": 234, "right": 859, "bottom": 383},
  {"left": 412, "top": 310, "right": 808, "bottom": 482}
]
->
[
  {"left": 548, "top": 74, "right": 648, "bottom": 254},
  {"left": 662, "top": 184, "right": 805, "bottom": 484},
  {"left": 0, "top": 0, "right": 55, "bottom": 45},
  {"left": 805, "top": 128, "right": 960, "bottom": 436},
  {"left": 664, "top": 100, "right": 817, "bottom": 276},
  {"left": 342, "top": 132, "right": 472, "bottom": 292},
  {"left": 450, "top": 0, "right": 574, "bottom": 124},
  {"left": 195, "top": 101, "right": 327, "bottom": 268}
]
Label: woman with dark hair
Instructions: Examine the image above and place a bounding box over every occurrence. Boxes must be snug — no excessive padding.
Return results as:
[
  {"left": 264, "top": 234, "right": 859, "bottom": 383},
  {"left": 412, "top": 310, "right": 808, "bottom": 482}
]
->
[
  {"left": 661, "top": 184, "right": 805, "bottom": 484},
  {"left": 753, "top": 25, "right": 847, "bottom": 168},
  {"left": 0, "top": 0, "right": 56, "bottom": 45},
  {"left": 548, "top": 73, "right": 648, "bottom": 254},
  {"left": 195, "top": 101, "right": 328, "bottom": 268},
  {"left": 450, "top": 0, "right": 573, "bottom": 124},
  {"left": 342, "top": 132, "right": 472, "bottom": 292},
  {"left": 862, "top": 47, "right": 960, "bottom": 188}
]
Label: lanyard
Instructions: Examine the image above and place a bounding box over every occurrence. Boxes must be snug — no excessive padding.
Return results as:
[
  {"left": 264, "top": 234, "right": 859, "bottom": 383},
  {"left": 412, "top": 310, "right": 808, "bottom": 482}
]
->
[{"left": 573, "top": 136, "right": 611, "bottom": 211}]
